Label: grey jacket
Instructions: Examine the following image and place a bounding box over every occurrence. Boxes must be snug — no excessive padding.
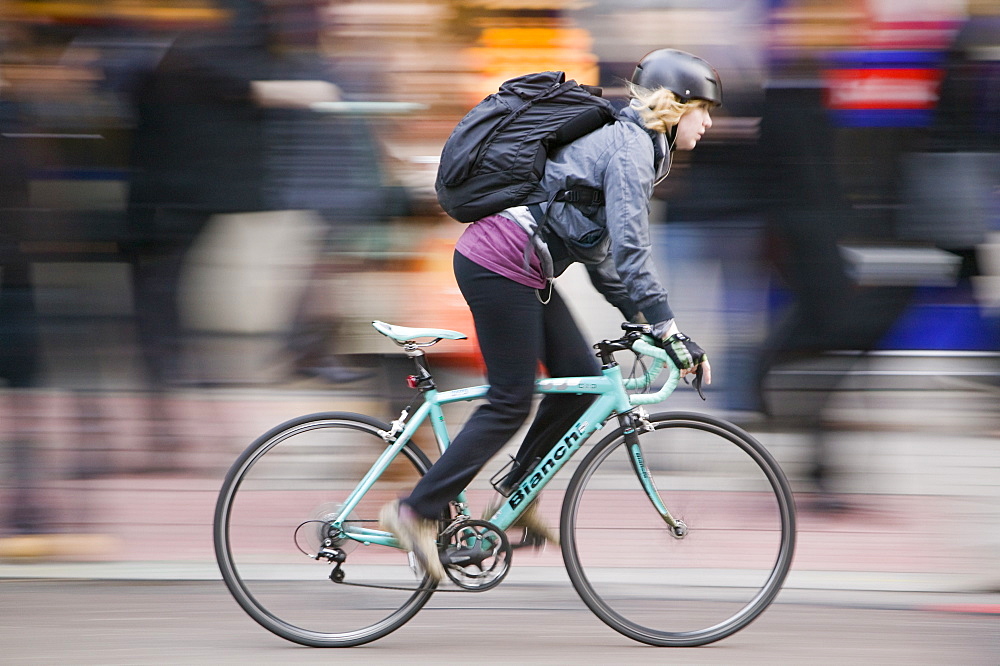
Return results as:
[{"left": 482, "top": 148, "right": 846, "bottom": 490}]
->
[{"left": 537, "top": 104, "right": 674, "bottom": 325}]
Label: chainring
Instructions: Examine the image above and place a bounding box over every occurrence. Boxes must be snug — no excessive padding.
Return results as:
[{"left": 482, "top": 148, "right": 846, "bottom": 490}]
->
[{"left": 439, "top": 518, "right": 512, "bottom": 591}]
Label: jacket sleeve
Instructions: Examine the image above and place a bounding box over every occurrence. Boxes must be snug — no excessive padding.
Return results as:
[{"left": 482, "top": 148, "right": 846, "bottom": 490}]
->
[
  {"left": 599, "top": 129, "right": 674, "bottom": 324},
  {"left": 585, "top": 254, "right": 640, "bottom": 321}
]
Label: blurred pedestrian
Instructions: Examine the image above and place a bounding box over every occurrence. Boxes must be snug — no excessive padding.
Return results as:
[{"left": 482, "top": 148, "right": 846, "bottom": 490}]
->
[
  {"left": 756, "top": 57, "right": 914, "bottom": 510},
  {"left": 903, "top": 4, "right": 1000, "bottom": 397},
  {"left": 0, "top": 79, "right": 46, "bottom": 536},
  {"left": 260, "top": 0, "right": 410, "bottom": 384},
  {"left": 125, "top": 0, "right": 411, "bottom": 468},
  {"left": 126, "top": 0, "right": 274, "bottom": 379},
  {"left": 124, "top": 0, "right": 278, "bottom": 469}
]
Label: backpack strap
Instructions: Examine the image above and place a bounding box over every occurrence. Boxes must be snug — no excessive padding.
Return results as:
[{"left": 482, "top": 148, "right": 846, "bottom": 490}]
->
[{"left": 525, "top": 202, "right": 555, "bottom": 282}]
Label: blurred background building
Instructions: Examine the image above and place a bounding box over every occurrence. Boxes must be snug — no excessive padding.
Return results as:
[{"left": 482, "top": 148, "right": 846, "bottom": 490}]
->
[{"left": 0, "top": 0, "right": 997, "bottom": 585}]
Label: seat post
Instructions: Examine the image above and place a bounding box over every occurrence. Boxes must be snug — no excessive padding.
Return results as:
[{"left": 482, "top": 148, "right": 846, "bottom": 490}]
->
[{"left": 403, "top": 342, "right": 436, "bottom": 391}]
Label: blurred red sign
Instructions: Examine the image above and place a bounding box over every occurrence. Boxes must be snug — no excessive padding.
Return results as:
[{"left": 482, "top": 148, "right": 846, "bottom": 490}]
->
[{"left": 825, "top": 67, "right": 942, "bottom": 111}]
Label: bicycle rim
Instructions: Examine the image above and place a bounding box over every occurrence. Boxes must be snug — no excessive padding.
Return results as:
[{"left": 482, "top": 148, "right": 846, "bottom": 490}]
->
[
  {"left": 213, "top": 412, "right": 437, "bottom": 647},
  {"left": 562, "top": 411, "right": 796, "bottom": 647}
]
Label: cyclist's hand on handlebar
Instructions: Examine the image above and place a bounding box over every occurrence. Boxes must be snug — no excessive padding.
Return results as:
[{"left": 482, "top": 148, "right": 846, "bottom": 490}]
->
[
  {"left": 663, "top": 333, "right": 710, "bottom": 377},
  {"left": 650, "top": 320, "right": 712, "bottom": 399}
]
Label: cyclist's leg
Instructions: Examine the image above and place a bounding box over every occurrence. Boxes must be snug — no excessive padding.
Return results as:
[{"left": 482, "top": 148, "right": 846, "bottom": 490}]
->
[
  {"left": 505, "top": 285, "right": 600, "bottom": 482},
  {"left": 402, "top": 251, "right": 544, "bottom": 519}
]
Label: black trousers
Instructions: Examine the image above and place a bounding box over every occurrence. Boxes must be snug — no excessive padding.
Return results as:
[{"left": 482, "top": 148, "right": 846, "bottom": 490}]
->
[{"left": 404, "top": 251, "right": 600, "bottom": 519}]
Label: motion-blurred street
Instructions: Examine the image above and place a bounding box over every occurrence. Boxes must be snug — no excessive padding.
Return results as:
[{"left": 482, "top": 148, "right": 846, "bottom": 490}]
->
[{"left": 2, "top": 578, "right": 998, "bottom": 665}]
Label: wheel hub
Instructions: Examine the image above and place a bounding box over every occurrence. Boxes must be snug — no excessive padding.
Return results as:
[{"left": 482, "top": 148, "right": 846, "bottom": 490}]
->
[{"left": 294, "top": 502, "right": 359, "bottom": 558}]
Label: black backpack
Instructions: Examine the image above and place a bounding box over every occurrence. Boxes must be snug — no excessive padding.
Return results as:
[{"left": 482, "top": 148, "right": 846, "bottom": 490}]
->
[{"left": 435, "top": 71, "right": 616, "bottom": 223}]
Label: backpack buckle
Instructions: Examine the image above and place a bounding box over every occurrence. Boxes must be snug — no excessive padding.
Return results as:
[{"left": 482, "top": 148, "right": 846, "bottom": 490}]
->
[{"left": 557, "top": 187, "right": 603, "bottom": 205}]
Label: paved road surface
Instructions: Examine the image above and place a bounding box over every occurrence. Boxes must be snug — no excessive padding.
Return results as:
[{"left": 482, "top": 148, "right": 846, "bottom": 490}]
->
[{"left": 2, "top": 579, "right": 997, "bottom": 665}]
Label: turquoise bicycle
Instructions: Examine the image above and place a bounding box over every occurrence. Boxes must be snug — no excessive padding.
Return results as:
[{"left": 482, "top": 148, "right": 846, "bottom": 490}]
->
[{"left": 214, "top": 320, "right": 796, "bottom": 648}]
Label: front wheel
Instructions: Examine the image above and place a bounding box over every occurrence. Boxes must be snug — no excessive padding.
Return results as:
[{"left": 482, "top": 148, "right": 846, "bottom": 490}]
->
[
  {"left": 561, "top": 412, "right": 796, "bottom": 647},
  {"left": 213, "top": 412, "right": 437, "bottom": 647}
]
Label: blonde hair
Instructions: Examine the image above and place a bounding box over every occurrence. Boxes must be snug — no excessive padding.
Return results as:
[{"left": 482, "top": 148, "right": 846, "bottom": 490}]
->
[{"left": 628, "top": 83, "right": 712, "bottom": 134}]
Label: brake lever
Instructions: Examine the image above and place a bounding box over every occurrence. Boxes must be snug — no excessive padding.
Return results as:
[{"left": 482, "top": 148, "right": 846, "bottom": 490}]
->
[{"left": 683, "top": 365, "right": 707, "bottom": 401}]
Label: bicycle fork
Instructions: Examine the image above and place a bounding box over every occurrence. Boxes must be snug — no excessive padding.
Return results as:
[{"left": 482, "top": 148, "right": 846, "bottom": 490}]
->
[{"left": 619, "top": 410, "right": 688, "bottom": 539}]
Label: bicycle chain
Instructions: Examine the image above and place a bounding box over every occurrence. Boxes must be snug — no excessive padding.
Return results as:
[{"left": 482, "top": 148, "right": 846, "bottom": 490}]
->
[{"left": 332, "top": 579, "right": 479, "bottom": 593}]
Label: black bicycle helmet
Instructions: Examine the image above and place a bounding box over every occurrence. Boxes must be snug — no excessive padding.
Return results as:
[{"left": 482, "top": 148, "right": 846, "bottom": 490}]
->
[{"left": 631, "top": 48, "right": 723, "bottom": 107}]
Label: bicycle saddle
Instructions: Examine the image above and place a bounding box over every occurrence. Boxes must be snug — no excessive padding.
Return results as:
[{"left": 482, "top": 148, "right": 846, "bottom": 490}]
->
[{"left": 372, "top": 320, "right": 468, "bottom": 343}]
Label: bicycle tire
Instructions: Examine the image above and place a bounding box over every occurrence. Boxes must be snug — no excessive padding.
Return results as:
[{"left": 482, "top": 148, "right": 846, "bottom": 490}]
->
[
  {"left": 561, "top": 411, "right": 796, "bottom": 647},
  {"left": 213, "top": 412, "right": 437, "bottom": 647}
]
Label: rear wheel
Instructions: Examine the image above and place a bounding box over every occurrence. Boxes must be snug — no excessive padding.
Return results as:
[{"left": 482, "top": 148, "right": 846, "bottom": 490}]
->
[
  {"left": 561, "top": 411, "right": 796, "bottom": 646},
  {"left": 213, "top": 412, "right": 436, "bottom": 647}
]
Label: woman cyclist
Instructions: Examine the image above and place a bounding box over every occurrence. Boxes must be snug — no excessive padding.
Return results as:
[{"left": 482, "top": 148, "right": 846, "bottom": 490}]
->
[{"left": 382, "top": 49, "right": 721, "bottom": 581}]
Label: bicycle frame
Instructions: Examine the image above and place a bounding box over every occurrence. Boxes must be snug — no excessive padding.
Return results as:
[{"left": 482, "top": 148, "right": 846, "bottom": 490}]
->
[{"left": 330, "top": 337, "right": 682, "bottom": 550}]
